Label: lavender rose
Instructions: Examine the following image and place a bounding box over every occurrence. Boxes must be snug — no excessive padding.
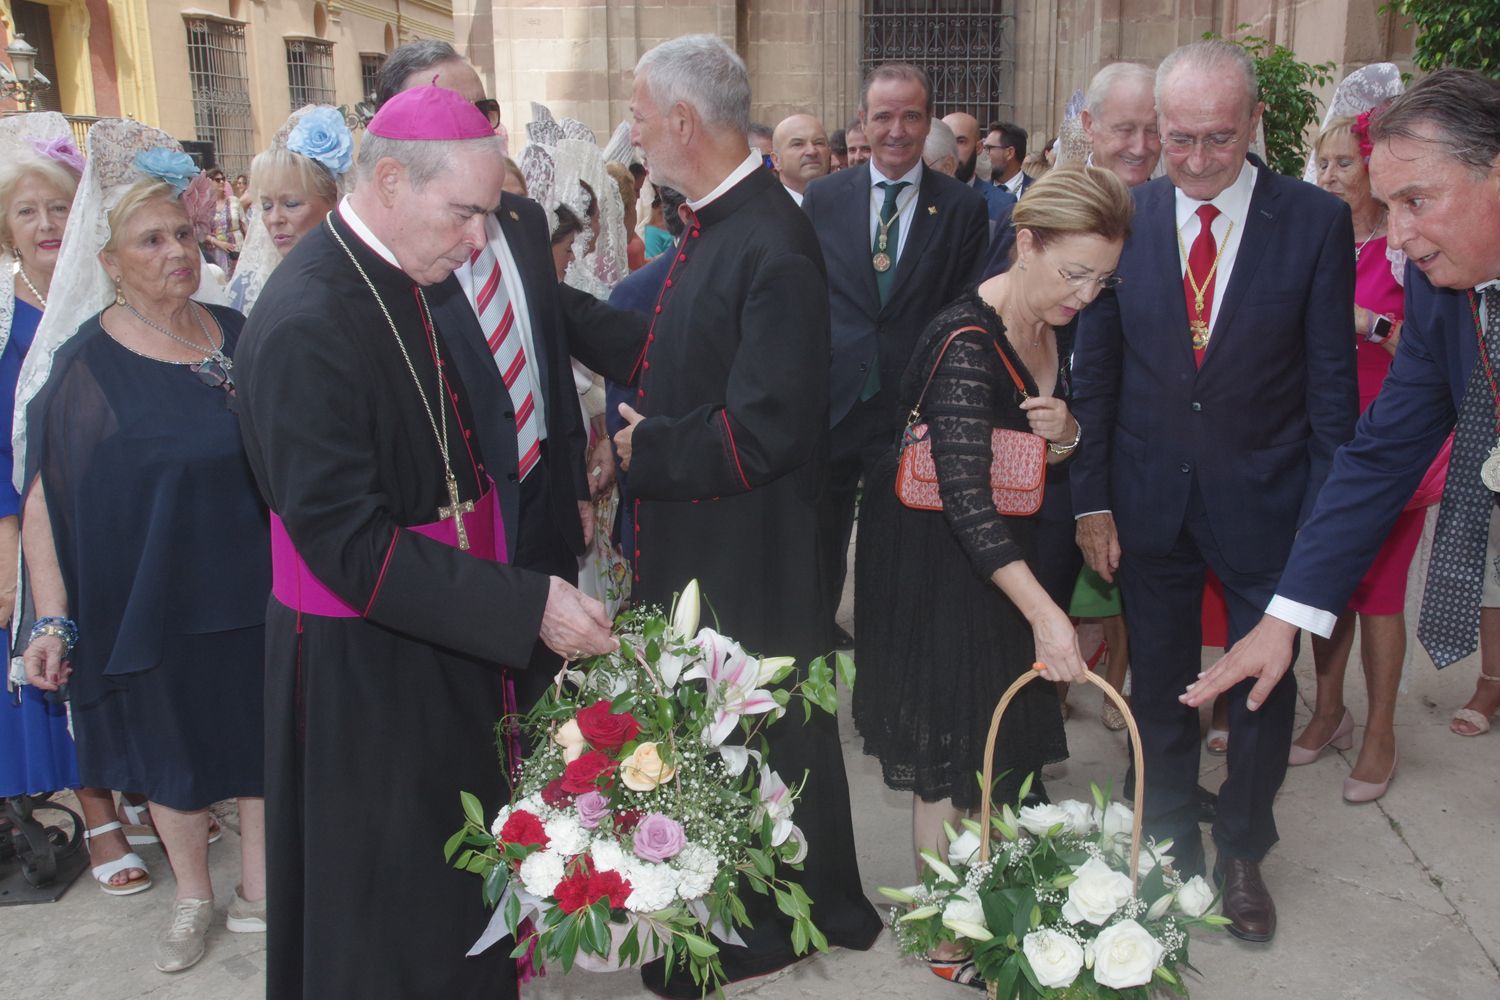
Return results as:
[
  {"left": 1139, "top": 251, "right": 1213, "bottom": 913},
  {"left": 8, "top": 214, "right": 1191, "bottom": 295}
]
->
[
  {"left": 632, "top": 813, "right": 685, "bottom": 863},
  {"left": 575, "top": 791, "right": 610, "bottom": 830}
]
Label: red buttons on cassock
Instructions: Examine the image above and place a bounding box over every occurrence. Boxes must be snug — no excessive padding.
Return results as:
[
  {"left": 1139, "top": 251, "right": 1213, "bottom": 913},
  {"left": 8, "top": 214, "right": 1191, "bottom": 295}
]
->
[
  {"left": 655, "top": 306, "right": 662, "bottom": 314},
  {"left": 678, "top": 254, "right": 686, "bottom": 262},
  {"left": 665, "top": 279, "right": 673, "bottom": 288}
]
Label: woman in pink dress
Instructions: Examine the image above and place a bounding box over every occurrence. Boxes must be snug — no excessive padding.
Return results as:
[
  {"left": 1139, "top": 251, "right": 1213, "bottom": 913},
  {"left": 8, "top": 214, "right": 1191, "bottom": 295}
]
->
[{"left": 1290, "top": 112, "right": 1450, "bottom": 802}]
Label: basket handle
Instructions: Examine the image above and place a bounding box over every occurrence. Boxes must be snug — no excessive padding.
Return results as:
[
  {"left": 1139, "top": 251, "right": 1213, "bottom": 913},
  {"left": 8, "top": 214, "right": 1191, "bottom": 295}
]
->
[{"left": 976, "top": 666, "right": 1147, "bottom": 890}]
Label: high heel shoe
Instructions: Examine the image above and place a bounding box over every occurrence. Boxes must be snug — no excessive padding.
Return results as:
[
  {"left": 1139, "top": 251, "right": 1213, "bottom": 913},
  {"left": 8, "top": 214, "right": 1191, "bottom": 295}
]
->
[
  {"left": 1343, "top": 750, "right": 1397, "bottom": 803},
  {"left": 1288, "top": 708, "right": 1354, "bottom": 765}
]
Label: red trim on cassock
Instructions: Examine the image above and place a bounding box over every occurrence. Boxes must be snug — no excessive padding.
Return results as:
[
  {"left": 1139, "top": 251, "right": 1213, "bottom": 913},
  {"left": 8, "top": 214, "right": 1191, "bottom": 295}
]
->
[
  {"left": 720, "top": 409, "right": 751, "bottom": 491},
  {"left": 364, "top": 531, "right": 400, "bottom": 617}
]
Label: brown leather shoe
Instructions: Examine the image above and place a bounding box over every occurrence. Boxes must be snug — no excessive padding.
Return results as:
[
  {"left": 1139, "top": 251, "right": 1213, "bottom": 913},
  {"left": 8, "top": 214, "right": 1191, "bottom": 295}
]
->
[{"left": 1213, "top": 856, "right": 1276, "bottom": 942}]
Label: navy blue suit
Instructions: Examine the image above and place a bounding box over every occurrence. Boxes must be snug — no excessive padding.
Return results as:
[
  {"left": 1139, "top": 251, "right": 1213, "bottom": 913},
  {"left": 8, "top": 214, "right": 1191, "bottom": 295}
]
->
[
  {"left": 801, "top": 161, "right": 989, "bottom": 623},
  {"left": 1070, "top": 161, "right": 1358, "bottom": 868},
  {"left": 972, "top": 177, "right": 1017, "bottom": 230},
  {"left": 1276, "top": 269, "right": 1472, "bottom": 616}
]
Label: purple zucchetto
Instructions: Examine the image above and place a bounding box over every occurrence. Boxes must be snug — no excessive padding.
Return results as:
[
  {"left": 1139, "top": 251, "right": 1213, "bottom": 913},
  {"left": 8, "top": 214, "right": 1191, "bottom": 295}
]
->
[{"left": 366, "top": 85, "right": 494, "bottom": 141}]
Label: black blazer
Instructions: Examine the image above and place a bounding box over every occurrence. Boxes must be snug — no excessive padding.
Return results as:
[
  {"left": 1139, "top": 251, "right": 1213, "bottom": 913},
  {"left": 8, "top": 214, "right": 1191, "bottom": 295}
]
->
[
  {"left": 802, "top": 162, "right": 989, "bottom": 427},
  {"left": 427, "top": 191, "right": 590, "bottom": 561},
  {"left": 1069, "top": 160, "right": 1359, "bottom": 574}
]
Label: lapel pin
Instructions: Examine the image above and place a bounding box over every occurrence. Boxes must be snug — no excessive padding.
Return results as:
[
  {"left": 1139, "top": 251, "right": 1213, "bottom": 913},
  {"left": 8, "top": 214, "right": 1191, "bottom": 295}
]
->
[
  {"left": 508, "top": 210, "right": 520, "bottom": 221},
  {"left": 928, "top": 206, "right": 938, "bottom": 215}
]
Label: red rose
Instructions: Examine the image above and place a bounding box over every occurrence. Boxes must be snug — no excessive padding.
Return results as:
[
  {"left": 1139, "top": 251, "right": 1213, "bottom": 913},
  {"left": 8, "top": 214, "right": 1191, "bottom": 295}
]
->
[
  {"left": 553, "top": 866, "right": 598, "bottom": 914},
  {"left": 575, "top": 699, "right": 642, "bottom": 752},
  {"left": 590, "top": 867, "right": 632, "bottom": 909},
  {"left": 541, "top": 778, "right": 575, "bottom": 808},
  {"left": 561, "top": 750, "right": 617, "bottom": 794},
  {"left": 497, "top": 810, "right": 549, "bottom": 850},
  {"left": 615, "top": 809, "right": 644, "bottom": 834}
]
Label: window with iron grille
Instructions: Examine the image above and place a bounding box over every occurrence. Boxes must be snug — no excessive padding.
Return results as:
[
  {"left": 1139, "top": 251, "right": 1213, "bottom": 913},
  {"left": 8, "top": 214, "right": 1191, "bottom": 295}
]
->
[
  {"left": 286, "top": 38, "right": 337, "bottom": 110},
  {"left": 185, "top": 16, "right": 255, "bottom": 177},
  {"left": 360, "top": 53, "right": 385, "bottom": 105},
  {"left": 860, "top": 0, "right": 1013, "bottom": 125}
]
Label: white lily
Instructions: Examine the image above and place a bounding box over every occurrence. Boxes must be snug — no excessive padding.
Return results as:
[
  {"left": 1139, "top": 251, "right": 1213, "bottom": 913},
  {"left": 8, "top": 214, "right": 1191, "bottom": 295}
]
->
[
  {"left": 753, "top": 766, "right": 799, "bottom": 848},
  {"left": 686, "top": 628, "right": 783, "bottom": 746},
  {"left": 671, "top": 580, "right": 701, "bottom": 638}
]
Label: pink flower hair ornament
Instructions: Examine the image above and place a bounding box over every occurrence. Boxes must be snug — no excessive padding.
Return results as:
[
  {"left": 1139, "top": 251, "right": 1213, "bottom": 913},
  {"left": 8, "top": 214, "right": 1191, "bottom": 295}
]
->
[
  {"left": 1351, "top": 108, "right": 1377, "bottom": 164},
  {"left": 181, "top": 172, "right": 219, "bottom": 244},
  {"left": 29, "top": 135, "right": 85, "bottom": 175}
]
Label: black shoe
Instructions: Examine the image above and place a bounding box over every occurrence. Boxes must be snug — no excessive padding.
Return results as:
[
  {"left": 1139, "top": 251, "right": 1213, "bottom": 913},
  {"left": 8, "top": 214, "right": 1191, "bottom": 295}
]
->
[
  {"left": 1213, "top": 855, "right": 1277, "bottom": 942},
  {"left": 1195, "top": 785, "right": 1217, "bottom": 825},
  {"left": 832, "top": 624, "right": 854, "bottom": 648}
]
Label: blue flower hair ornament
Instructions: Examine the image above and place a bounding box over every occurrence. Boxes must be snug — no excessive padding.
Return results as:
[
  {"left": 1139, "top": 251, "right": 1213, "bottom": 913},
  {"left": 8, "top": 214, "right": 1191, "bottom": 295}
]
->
[
  {"left": 133, "top": 147, "right": 200, "bottom": 193},
  {"left": 287, "top": 107, "right": 355, "bottom": 177}
]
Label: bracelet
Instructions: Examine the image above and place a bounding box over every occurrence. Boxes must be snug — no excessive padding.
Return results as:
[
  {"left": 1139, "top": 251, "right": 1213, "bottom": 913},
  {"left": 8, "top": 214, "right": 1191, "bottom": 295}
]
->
[
  {"left": 1048, "top": 418, "right": 1082, "bottom": 456},
  {"left": 30, "top": 616, "right": 78, "bottom": 656}
]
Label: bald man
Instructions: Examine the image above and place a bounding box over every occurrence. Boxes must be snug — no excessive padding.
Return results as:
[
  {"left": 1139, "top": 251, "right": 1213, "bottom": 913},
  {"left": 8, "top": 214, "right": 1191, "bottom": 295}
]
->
[
  {"left": 942, "top": 110, "right": 1015, "bottom": 226},
  {"left": 771, "top": 113, "right": 832, "bottom": 205}
]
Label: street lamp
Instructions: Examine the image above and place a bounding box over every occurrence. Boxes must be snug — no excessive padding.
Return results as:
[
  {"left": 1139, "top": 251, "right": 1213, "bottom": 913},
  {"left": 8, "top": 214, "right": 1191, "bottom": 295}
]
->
[{"left": 2, "top": 34, "right": 51, "bottom": 111}]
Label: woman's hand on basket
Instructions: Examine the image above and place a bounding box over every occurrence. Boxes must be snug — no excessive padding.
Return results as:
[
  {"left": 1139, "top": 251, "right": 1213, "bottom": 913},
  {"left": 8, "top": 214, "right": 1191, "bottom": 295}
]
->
[{"left": 1028, "top": 604, "right": 1089, "bottom": 683}]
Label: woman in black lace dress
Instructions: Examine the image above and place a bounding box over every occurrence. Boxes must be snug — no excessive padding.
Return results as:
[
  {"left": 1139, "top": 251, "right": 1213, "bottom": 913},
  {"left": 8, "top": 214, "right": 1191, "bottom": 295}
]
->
[{"left": 853, "top": 166, "right": 1134, "bottom": 929}]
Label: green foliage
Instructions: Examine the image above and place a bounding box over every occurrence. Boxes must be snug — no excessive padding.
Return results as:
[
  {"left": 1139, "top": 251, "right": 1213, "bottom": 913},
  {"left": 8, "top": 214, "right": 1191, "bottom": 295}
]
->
[
  {"left": 1386, "top": 0, "right": 1500, "bottom": 75},
  {"left": 1205, "top": 27, "right": 1336, "bottom": 176}
]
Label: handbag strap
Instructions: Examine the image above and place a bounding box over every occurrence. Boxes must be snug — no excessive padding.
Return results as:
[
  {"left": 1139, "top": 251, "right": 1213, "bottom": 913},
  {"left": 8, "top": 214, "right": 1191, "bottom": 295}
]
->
[{"left": 906, "top": 324, "right": 1033, "bottom": 428}]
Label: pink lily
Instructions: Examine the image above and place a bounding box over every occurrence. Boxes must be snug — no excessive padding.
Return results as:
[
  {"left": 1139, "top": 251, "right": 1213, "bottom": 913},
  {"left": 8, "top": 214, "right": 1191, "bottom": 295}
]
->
[{"left": 683, "top": 629, "right": 785, "bottom": 746}]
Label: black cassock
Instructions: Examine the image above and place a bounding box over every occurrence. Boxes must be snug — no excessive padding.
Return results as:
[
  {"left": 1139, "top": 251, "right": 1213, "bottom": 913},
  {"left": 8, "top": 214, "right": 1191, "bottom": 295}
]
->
[
  {"left": 568, "top": 165, "right": 883, "bottom": 994},
  {"left": 237, "top": 210, "right": 549, "bottom": 1000}
]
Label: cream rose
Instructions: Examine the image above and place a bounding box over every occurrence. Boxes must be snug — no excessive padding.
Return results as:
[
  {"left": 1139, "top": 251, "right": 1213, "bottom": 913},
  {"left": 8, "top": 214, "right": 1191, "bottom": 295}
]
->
[
  {"left": 1022, "top": 928, "right": 1084, "bottom": 989},
  {"left": 620, "top": 741, "right": 678, "bottom": 792},
  {"left": 1090, "top": 919, "right": 1165, "bottom": 989},
  {"left": 1017, "top": 803, "right": 1072, "bottom": 837},
  {"left": 552, "top": 719, "right": 587, "bottom": 763},
  {"left": 1056, "top": 799, "right": 1095, "bottom": 836},
  {"left": 1061, "top": 856, "right": 1134, "bottom": 925},
  {"left": 1175, "top": 875, "right": 1215, "bottom": 918}
]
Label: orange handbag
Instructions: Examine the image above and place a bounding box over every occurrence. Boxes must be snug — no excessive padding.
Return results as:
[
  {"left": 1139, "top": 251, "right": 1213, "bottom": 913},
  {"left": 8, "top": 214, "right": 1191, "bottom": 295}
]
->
[{"left": 894, "top": 325, "right": 1048, "bottom": 516}]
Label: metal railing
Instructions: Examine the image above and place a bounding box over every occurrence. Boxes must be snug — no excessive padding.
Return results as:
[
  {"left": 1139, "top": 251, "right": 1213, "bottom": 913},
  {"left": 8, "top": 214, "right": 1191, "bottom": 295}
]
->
[
  {"left": 185, "top": 16, "right": 255, "bottom": 176},
  {"left": 861, "top": 0, "right": 1016, "bottom": 124}
]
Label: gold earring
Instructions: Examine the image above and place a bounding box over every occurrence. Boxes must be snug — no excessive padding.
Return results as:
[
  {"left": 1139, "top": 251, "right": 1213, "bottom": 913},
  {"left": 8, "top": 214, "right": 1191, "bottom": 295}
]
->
[{"left": 113, "top": 278, "right": 126, "bottom": 307}]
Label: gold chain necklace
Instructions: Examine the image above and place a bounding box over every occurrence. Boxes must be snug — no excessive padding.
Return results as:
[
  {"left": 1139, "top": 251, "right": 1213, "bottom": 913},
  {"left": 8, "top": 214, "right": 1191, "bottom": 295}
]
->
[
  {"left": 325, "top": 217, "right": 475, "bottom": 549},
  {"left": 872, "top": 183, "right": 916, "bottom": 273},
  {"left": 15, "top": 262, "right": 46, "bottom": 309},
  {"left": 1176, "top": 218, "right": 1234, "bottom": 349}
]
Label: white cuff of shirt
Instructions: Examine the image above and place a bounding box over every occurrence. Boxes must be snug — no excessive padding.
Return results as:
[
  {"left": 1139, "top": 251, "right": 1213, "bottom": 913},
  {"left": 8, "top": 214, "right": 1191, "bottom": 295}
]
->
[
  {"left": 1265, "top": 595, "right": 1338, "bottom": 638},
  {"left": 1075, "top": 509, "right": 1111, "bottom": 520}
]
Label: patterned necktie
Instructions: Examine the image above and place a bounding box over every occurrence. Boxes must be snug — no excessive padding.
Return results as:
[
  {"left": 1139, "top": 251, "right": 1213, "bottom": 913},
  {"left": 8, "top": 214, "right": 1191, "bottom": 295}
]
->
[
  {"left": 861, "top": 180, "right": 910, "bottom": 402},
  {"left": 469, "top": 242, "right": 540, "bottom": 480},
  {"left": 1418, "top": 287, "right": 1500, "bottom": 666},
  {"left": 1183, "top": 204, "right": 1221, "bottom": 368}
]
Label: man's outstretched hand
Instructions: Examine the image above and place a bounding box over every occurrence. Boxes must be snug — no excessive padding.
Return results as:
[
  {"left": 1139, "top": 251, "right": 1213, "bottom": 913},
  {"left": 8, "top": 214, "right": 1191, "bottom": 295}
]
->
[{"left": 1181, "top": 614, "right": 1299, "bottom": 711}]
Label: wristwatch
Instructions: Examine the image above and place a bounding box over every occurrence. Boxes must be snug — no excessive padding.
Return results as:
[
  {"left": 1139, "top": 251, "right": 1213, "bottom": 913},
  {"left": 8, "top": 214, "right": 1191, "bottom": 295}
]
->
[{"left": 1366, "top": 314, "right": 1396, "bottom": 344}]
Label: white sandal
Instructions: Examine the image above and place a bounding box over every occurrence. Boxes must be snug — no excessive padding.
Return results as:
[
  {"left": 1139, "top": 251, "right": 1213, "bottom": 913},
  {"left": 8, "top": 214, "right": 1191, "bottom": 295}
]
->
[
  {"left": 85, "top": 822, "right": 153, "bottom": 896},
  {"left": 118, "top": 800, "right": 161, "bottom": 846}
]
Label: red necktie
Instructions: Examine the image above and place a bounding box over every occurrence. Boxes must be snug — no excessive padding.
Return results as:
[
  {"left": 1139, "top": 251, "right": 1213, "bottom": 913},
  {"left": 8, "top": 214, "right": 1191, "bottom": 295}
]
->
[
  {"left": 469, "top": 244, "right": 540, "bottom": 479},
  {"left": 1183, "top": 204, "right": 1221, "bottom": 369}
]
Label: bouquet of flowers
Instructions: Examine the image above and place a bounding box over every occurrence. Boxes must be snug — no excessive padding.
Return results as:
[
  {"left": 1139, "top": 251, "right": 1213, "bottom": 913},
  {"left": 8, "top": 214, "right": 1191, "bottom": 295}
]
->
[
  {"left": 882, "top": 776, "right": 1229, "bottom": 999},
  {"left": 449, "top": 580, "right": 851, "bottom": 992}
]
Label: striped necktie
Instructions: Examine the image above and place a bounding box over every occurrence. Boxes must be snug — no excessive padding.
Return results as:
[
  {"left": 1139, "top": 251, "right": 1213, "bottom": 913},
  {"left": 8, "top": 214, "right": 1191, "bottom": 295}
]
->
[{"left": 470, "top": 242, "right": 539, "bottom": 480}]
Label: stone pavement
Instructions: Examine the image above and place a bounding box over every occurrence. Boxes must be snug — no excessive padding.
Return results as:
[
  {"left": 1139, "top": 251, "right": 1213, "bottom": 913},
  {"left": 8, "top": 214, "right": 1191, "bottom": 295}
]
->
[{"left": 6, "top": 598, "right": 1499, "bottom": 999}]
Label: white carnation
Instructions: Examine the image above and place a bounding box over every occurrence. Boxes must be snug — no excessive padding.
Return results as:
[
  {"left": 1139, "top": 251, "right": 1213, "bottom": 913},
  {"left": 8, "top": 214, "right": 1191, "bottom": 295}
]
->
[
  {"left": 589, "top": 838, "right": 629, "bottom": 874},
  {"left": 544, "top": 815, "right": 589, "bottom": 858},
  {"left": 518, "top": 850, "right": 565, "bottom": 899},
  {"left": 675, "top": 844, "right": 721, "bottom": 901},
  {"left": 625, "top": 861, "right": 682, "bottom": 913},
  {"left": 489, "top": 805, "right": 513, "bottom": 838}
]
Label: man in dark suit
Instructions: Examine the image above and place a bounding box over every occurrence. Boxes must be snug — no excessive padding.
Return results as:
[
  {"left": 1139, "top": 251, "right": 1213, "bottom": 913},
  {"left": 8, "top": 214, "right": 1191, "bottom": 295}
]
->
[
  {"left": 944, "top": 111, "right": 1017, "bottom": 227},
  {"left": 1187, "top": 72, "right": 1500, "bottom": 762},
  {"left": 381, "top": 44, "right": 612, "bottom": 709},
  {"left": 1070, "top": 40, "right": 1357, "bottom": 942},
  {"left": 801, "top": 62, "right": 989, "bottom": 645},
  {"left": 985, "top": 121, "right": 1032, "bottom": 199}
]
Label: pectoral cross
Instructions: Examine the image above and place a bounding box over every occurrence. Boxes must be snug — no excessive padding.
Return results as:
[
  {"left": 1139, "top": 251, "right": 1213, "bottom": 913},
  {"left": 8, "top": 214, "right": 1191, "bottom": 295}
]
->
[{"left": 439, "top": 473, "right": 474, "bottom": 551}]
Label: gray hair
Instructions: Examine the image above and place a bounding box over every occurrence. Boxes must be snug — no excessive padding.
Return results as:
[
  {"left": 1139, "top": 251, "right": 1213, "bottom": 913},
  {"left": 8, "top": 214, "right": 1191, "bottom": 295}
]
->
[
  {"left": 1086, "top": 62, "right": 1156, "bottom": 116},
  {"left": 923, "top": 117, "right": 958, "bottom": 164},
  {"left": 376, "top": 39, "right": 462, "bottom": 108},
  {"left": 1155, "top": 40, "right": 1259, "bottom": 116},
  {"left": 635, "top": 35, "right": 751, "bottom": 134},
  {"left": 1369, "top": 68, "right": 1500, "bottom": 175},
  {"left": 357, "top": 132, "right": 505, "bottom": 189}
]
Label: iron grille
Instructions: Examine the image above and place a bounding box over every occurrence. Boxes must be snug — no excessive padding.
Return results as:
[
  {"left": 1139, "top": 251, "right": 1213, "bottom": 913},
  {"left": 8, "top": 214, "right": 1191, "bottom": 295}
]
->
[
  {"left": 185, "top": 17, "right": 255, "bottom": 177},
  {"left": 860, "top": 0, "right": 1014, "bottom": 124},
  {"left": 11, "top": 1, "right": 61, "bottom": 112},
  {"left": 287, "top": 39, "right": 337, "bottom": 110},
  {"left": 360, "top": 54, "right": 385, "bottom": 105}
]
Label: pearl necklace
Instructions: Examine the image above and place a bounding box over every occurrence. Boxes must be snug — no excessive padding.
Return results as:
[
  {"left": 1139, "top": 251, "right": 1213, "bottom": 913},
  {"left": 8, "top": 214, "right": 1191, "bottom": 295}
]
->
[{"left": 15, "top": 262, "right": 46, "bottom": 309}]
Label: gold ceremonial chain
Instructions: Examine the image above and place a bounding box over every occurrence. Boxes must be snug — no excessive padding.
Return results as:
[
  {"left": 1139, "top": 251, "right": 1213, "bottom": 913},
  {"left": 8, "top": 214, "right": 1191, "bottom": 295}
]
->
[
  {"left": 325, "top": 218, "right": 472, "bottom": 549},
  {"left": 872, "top": 184, "right": 918, "bottom": 273},
  {"left": 1176, "top": 218, "right": 1234, "bottom": 350}
]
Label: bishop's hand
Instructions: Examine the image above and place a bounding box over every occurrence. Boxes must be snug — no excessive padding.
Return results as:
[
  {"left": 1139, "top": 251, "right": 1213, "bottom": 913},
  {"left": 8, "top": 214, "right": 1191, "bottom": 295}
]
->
[
  {"left": 1075, "top": 512, "right": 1121, "bottom": 583},
  {"left": 539, "top": 576, "right": 617, "bottom": 660},
  {"left": 614, "top": 403, "right": 646, "bottom": 471}
]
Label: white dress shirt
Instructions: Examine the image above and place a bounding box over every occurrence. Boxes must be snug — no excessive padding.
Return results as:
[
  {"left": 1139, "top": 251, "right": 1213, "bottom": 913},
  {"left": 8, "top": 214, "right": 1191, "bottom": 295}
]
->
[
  {"left": 782, "top": 182, "right": 805, "bottom": 207},
  {"left": 450, "top": 212, "right": 549, "bottom": 440},
  {"left": 688, "top": 152, "right": 763, "bottom": 212},
  {"left": 1174, "top": 159, "right": 1257, "bottom": 340},
  {"left": 1002, "top": 169, "right": 1025, "bottom": 196},
  {"left": 868, "top": 160, "right": 923, "bottom": 263},
  {"left": 1267, "top": 274, "right": 1500, "bottom": 636}
]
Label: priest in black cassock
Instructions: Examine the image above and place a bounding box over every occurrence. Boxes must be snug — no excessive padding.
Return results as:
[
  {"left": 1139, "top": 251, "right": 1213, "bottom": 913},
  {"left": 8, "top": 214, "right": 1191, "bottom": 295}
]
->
[
  {"left": 234, "top": 87, "right": 617, "bottom": 1000},
  {"left": 564, "top": 34, "right": 884, "bottom": 998}
]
